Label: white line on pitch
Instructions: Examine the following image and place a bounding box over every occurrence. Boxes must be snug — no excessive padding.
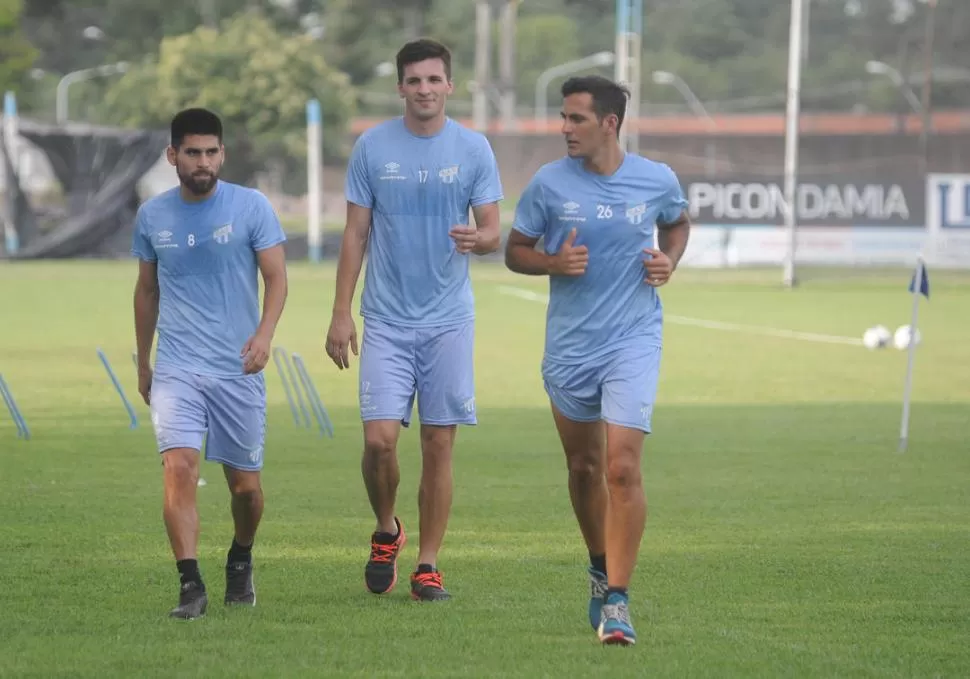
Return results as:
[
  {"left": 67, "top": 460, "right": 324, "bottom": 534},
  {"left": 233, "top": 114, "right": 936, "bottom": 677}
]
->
[{"left": 497, "top": 285, "right": 863, "bottom": 347}]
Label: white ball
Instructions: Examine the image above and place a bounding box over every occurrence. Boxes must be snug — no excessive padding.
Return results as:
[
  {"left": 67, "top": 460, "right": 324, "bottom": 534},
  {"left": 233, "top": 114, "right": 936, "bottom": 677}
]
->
[
  {"left": 862, "top": 325, "right": 891, "bottom": 350},
  {"left": 893, "top": 324, "right": 922, "bottom": 350}
]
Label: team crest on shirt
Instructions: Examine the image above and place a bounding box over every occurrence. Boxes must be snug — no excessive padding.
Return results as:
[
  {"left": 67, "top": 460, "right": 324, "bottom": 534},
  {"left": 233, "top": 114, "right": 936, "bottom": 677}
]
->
[
  {"left": 626, "top": 203, "right": 647, "bottom": 225},
  {"left": 212, "top": 223, "right": 233, "bottom": 244},
  {"left": 439, "top": 166, "right": 459, "bottom": 184}
]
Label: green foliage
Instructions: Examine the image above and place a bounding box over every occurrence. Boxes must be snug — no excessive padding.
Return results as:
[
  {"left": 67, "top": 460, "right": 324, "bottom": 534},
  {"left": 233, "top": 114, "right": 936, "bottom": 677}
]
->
[
  {"left": 99, "top": 11, "right": 355, "bottom": 188},
  {"left": 514, "top": 15, "right": 586, "bottom": 107},
  {"left": 0, "top": 0, "right": 38, "bottom": 95}
]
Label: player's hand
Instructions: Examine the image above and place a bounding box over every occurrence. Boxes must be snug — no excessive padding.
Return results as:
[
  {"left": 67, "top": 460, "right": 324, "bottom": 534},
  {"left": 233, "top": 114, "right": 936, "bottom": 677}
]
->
[
  {"left": 551, "top": 228, "right": 588, "bottom": 276},
  {"left": 241, "top": 331, "right": 272, "bottom": 374},
  {"left": 642, "top": 247, "right": 674, "bottom": 287},
  {"left": 325, "top": 311, "right": 358, "bottom": 370},
  {"left": 137, "top": 364, "right": 153, "bottom": 406},
  {"left": 449, "top": 226, "right": 479, "bottom": 254}
]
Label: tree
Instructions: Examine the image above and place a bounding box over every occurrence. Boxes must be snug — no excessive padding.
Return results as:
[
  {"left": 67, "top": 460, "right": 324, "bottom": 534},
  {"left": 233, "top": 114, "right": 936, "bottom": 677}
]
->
[
  {"left": 0, "top": 0, "right": 38, "bottom": 96},
  {"left": 99, "top": 11, "right": 356, "bottom": 190}
]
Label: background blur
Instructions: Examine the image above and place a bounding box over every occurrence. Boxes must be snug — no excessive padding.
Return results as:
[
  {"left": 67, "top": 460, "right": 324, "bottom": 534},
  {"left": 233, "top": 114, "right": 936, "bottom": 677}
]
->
[{"left": 1, "top": 0, "right": 968, "bottom": 269}]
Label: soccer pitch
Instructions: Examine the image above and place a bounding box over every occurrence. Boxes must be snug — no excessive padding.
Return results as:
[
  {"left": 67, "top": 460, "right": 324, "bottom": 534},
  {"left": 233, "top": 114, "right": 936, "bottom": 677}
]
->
[{"left": 1, "top": 260, "right": 968, "bottom": 677}]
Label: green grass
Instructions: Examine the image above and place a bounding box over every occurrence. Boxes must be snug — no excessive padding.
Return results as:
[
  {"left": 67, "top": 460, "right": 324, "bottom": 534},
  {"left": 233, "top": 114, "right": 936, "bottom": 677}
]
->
[{"left": 1, "top": 261, "right": 969, "bottom": 678}]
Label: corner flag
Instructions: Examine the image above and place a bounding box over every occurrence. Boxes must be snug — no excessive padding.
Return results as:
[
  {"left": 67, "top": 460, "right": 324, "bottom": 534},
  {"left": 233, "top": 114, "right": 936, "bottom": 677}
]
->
[
  {"left": 899, "top": 257, "right": 930, "bottom": 453},
  {"left": 908, "top": 260, "right": 930, "bottom": 299}
]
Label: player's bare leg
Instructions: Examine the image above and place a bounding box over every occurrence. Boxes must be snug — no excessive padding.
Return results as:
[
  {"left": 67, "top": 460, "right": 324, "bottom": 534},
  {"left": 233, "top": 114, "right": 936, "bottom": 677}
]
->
[
  {"left": 409, "top": 424, "right": 455, "bottom": 601},
  {"left": 598, "top": 423, "right": 646, "bottom": 645},
  {"left": 161, "top": 447, "right": 208, "bottom": 619},
  {"left": 551, "top": 404, "right": 608, "bottom": 558},
  {"left": 223, "top": 466, "right": 262, "bottom": 605},
  {"left": 362, "top": 419, "right": 407, "bottom": 593},
  {"left": 550, "top": 403, "right": 610, "bottom": 628},
  {"left": 416, "top": 424, "right": 455, "bottom": 566}
]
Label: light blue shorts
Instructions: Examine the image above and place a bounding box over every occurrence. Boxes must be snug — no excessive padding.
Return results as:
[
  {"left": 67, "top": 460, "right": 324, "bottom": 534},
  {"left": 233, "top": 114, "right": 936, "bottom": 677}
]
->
[
  {"left": 359, "top": 317, "right": 476, "bottom": 427},
  {"left": 542, "top": 345, "right": 662, "bottom": 433},
  {"left": 149, "top": 364, "right": 267, "bottom": 471}
]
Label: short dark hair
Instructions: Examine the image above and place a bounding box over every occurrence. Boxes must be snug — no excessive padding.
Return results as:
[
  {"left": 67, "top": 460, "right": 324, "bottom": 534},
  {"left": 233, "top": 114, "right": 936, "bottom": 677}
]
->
[
  {"left": 395, "top": 38, "right": 452, "bottom": 83},
  {"left": 561, "top": 76, "right": 630, "bottom": 133},
  {"left": 170, "top": 108, "right": 223, "bottom": 148}
]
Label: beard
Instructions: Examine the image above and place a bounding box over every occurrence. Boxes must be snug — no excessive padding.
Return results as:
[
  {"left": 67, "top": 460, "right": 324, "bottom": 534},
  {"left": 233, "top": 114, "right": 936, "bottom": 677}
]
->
[{"left": 178, "top": 167, "right": 219, "bottom": 196}]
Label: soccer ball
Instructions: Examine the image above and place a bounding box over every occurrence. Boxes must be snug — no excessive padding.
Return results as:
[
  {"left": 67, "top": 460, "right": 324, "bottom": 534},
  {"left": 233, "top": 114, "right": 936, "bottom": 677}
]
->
[
  {"left": 893, "top": 324, "right": 921, "bottom": 350},
  {"left": 862, "top": 325, "right": 891, "bottom": 350}
]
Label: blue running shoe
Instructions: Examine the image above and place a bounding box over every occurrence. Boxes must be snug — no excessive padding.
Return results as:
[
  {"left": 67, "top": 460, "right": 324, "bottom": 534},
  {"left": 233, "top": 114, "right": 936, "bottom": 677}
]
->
[
  {"left": 587, "top": 567, "right": 608, "bottom": 630},
  {"left": 597, "top": 592, "right": 636, "bottom": 646}
]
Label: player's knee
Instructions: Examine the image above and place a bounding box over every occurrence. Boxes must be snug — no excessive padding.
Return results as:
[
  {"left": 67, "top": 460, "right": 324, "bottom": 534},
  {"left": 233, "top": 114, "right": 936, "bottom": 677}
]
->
[
  {"left": 566, "top": 451, "right": 605, "bottom": 480},
  {"left": 419, "top": 426, "right": 455, "bottom": 461},
  {"left": 162, "top": 449, "right": 198, "bottom": 488},
  {"left": 226, "top": 470, "right": 261, "bottom": 497},
  {"left": 362, "top": 434, "right": 396, "bottom": 464},
  {"left": 605, "top": 455, "right": 641, "bottom": 489}
]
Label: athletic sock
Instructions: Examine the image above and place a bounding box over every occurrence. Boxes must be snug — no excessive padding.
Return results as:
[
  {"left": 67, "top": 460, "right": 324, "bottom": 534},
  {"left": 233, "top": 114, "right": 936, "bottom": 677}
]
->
[
  {"left": 606, "top": 586, "right": 628, "bottom": 598},
  {"left": 416, "top": 563, "right": 436, "bottom": 574},
  {"left": 227, "top": 538, "right": 253, "bottom": 564},
  {"left": 373, "top": 521, "right": 399, "bottom": 545},
  {"left": 177, "top": 559, "right": 203, "bottom": 587},
  {"left": 589, "top": 553, "right": 607, "bottom": 576}
]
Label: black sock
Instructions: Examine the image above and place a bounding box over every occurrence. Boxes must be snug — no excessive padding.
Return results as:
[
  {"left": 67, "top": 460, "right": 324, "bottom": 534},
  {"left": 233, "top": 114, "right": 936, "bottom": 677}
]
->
[
  {"left": 373, "top": 520, "right": 399, "bottom": 545},
  {"left": 589, "top": 553, "right": 607, "bottom": 576},
  {"left": 606, "top": 586, "right": 628, "bottom": 598},
  {"left": 416, "top": 563, "right": 436, "bottom": 574},
  {"left": 176, "top": 559, "right": 203, "bottom": 587},
  {"left": 228, "top": 538, "right": 253, "bottom": 564}
]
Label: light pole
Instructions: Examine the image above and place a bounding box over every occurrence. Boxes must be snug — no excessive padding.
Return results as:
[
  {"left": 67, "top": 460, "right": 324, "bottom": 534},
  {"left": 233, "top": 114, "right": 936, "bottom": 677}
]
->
[
  {"left": 55, "top": 61, "right": 129, "bottom": 125},
  {"left": 865, "top": 60, "right": 923, "bottom": 115},
  {"left": 652, "top": 70, "right": 717, "bottom": 175},
  {"left": 534, "top": 51, "right": 615, "bottom": 125},
  {"left": 918, "top": 0, "right": 938, "bottom": 173}
]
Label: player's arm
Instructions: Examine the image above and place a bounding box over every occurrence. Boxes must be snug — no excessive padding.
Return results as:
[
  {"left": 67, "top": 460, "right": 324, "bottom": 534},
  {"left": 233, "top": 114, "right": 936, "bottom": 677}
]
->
[
  {"left": 643, "top": 172, "right": 691, "bottom": 287},
  {"left": 469, "top": 201, "right": 501, "bottom": 255},
  {"left": 656, "top": 210, "right": 691, "bottom": 269},
  {"left": 255, "top": 244, "right": 287, "bottom": 340},
  {"left": 133, "top": 259, "right": 159, "bottom": 370},
  {"left": 333, "top": 203, "right": 371, "bottom": 315},
  {"left": 505, "top": 229, "right": 554, "bottom": 275},
  {"left": 505, "top": 174, "right": 587, "bottom": 276}
]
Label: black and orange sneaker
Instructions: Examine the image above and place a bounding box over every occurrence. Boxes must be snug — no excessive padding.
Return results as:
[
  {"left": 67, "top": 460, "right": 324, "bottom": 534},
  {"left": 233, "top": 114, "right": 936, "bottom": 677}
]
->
[
  {"left": 410, "top": 565, "right": 451, "bottom": 602},
  {"left": 364, "top": 517, "right": 407, "bottom": 594}
]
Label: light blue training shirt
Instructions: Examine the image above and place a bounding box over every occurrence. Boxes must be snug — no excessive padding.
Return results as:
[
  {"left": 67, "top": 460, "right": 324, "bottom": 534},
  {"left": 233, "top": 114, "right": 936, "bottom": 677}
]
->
[
  {"left": 131, "top": 180, "right": 287, "bottom": 377},
  {"left": 345, "top": 117, "right": 504, "bottom": 327},
  {"left": 512, "top": 153, "right": 689, "bottom": 365}
]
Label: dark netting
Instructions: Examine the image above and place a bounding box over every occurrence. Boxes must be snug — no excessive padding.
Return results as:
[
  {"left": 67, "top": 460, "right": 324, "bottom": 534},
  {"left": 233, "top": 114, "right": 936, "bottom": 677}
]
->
[{"left": 1, "top": 119, "right": 167, "bottom": 259}]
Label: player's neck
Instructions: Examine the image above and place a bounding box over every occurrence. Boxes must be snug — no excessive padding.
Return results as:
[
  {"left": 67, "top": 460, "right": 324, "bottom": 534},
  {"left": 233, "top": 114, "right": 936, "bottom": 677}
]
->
[
  {"left": 582, "top": 142, "right": 624, "bottom": 176},
  {"left": 403, "top": 111, "right": 447, "bottom": 137}
]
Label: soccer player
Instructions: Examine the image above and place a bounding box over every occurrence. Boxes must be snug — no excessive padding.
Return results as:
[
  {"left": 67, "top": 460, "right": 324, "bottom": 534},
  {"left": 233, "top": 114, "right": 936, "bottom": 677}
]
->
[
  {"left": 131, "top": 108, "right": 288, "bottom": 620},
  {"left": 504, "top": 76, "right": 691, "bottom": 645},
  {"left": 324, "top": 38, "right": 503, "bottom": 601}
]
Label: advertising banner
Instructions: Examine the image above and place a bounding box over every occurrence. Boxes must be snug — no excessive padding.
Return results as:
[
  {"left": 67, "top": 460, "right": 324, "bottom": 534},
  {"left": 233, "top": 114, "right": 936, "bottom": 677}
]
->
[{"left": 681, "top": 175, "right": 925, "bottom": 228}]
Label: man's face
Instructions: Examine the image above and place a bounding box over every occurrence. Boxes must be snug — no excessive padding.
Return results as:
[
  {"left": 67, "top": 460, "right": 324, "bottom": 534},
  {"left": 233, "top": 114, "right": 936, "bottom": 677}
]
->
[
  {"left": 167, "top": 134, "right": 223, "bottom": 196},
  {"left": 398, "top": 58, "right": 454, "bottom": 122},
  {"left": 560, "top": 93, "right": 616, "bottom": 159}
]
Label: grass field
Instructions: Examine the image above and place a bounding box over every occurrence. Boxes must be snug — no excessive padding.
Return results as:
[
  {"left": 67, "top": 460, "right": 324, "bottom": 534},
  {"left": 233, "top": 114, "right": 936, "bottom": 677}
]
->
[{"left": 1, "top": 260, "right": 969, "bottom": 678}]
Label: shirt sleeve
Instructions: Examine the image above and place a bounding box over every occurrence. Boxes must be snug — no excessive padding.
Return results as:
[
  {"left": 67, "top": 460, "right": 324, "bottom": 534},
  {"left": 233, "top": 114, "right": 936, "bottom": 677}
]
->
[
  {"left": 345, "top": 135, "right": 374, "bottom": 209},
  {"left": 130, "top": 205, "right": 156, "bottom": 262},
  {"left": 658, "top": 164, "right": 689, "bottom": 225},
  {"left": 469, "top": 136, "right": 504, "bottom": 207},
  {"left": 511, "top": 174, "right": 548, "bottom": 239},
  {"left": 249, "top": 190, "right": 287, "bottom": 251}
]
